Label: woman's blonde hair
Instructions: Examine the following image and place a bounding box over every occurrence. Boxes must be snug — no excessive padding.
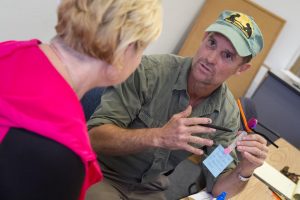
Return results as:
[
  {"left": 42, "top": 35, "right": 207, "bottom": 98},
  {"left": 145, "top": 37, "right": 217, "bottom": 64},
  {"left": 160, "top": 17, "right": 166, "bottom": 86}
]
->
[{"left": 56, "top": 0, "right": 162, "bottom": 67}]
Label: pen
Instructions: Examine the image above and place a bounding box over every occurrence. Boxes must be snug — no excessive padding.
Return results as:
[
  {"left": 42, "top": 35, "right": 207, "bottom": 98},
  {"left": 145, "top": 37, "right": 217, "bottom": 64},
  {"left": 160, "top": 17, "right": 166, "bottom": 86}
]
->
[
  {"left": 200, "top": 124, "right": 233, "bottom": 132},
  {"left": 251, "top": 129, "right": 279, "bottom": 148},
  {"left": 248, "top": 118, "right": 279, "bottom": 148},
  {"left": 216, "top": 192, "right": 227, "bottom": 200}
]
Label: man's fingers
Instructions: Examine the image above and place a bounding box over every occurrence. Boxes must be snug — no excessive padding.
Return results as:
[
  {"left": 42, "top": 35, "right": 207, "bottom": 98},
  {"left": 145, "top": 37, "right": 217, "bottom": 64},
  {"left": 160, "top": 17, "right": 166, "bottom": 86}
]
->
[
  {"left": 183, "top": 117, "right": 212, "bottom": 126},
  {"left": 242, "top": 151, "right": 264, "bottom": 166},
  {"left": 238, "top": 140, "right": 269, "bottom": 153},
  {"left": 237, "top": 145, "right": 267, "bottom": 160},
  {"left": 188, "top": 136, "right": 213, "bottom": 146},
  {"left": 172, "top": 105, "right": 192, "bottom": 120},
  {"left": 187, "top": 125, "right": 216, "bottom": 134},
  {"left": 184, "top": 145, "right": 205, "bottom": 155},
  {"left": 241, "top": 134, "right": 267, "bottom": 145}
]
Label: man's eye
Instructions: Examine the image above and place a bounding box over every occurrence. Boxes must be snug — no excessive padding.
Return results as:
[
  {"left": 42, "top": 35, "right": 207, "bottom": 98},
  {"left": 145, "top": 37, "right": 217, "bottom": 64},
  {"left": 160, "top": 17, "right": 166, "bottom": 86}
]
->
[
  {"left": 207, "top": 39, "right": 216, "bottom": 48},
  {"left": 223, "top": 52, "right": 233, "bottom": 61}
]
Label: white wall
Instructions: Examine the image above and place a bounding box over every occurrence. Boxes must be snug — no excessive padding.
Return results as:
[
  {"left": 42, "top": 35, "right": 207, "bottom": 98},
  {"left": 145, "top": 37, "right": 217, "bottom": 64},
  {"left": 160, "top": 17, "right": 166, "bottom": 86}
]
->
[
  {"left": 245, "top": 0, "right": 300, "bottom": 96},
  {"left": 144, "top": 0, "right": 205, "bottom": 54},
  {"left": 1, "top": 0, "right": 300, "bottom": 95},
  {"left": 0, "top": 0, "right": 204, "bottom": 52},
  {"left": 0, "top": 0, "right": 57, "bottom": 42},
  {"left": 252, "top": 0, "right": 300, "bottom": 71}
]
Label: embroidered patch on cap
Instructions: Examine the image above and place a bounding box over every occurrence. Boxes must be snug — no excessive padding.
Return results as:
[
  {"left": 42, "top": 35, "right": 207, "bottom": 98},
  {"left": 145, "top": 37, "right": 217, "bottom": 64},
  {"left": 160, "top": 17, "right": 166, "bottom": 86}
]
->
[{"left": 224, "top": 12, "right": 253, "bottom": 39}]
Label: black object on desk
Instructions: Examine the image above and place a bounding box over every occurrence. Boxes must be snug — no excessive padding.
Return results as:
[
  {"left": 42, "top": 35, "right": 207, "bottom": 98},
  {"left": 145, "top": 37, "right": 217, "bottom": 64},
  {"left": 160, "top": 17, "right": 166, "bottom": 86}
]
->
[
  {"left": 252, "top": 71, "right": 300, "bottom": 148},
  {"left": 238, "top": 97, "right": 279, "bottom": 148}
]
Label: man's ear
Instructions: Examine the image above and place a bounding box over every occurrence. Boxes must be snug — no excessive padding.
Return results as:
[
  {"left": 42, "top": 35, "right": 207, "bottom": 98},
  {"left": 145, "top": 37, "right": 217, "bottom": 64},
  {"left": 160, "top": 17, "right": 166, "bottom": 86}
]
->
[{"left": 235, "top": 63, "right": 251, "bottom": 75}]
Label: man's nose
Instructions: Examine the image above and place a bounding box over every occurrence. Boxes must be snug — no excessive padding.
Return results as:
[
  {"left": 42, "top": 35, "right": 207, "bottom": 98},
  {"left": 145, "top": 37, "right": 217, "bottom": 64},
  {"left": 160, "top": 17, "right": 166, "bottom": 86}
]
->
[{"left": 207, "top": 50, "right": 217, "bottom": 64}]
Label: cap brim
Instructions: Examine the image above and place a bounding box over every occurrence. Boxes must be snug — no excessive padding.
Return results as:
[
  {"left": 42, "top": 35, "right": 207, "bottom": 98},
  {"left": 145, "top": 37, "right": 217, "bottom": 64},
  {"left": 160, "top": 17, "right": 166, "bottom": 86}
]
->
[{"left": 206, "top": 23, "right": 251, "bottom": 57}]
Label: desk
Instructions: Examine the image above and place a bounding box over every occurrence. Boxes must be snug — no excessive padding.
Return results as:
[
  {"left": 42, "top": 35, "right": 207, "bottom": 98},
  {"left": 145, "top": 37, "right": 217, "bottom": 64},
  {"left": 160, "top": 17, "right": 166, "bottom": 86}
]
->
[
  {"left": 182, "top": 139, "right": 300, "bottom": 200},
  {"left": 231, "top": 138, "right": 300, "bottom": 200}
]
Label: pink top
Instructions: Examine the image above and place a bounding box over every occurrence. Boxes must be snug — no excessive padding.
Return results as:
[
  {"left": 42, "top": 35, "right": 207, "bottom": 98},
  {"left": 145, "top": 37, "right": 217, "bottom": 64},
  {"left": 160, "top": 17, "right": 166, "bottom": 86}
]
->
[{"left": 0, "top": 39, "right": 102, "bottom": 200}]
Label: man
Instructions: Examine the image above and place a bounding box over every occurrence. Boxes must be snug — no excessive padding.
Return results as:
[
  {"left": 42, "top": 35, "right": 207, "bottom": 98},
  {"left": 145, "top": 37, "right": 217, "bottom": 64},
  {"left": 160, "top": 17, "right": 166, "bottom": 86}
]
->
[{"left": 86, "top": 10, "right": 268, "bottom": 200}]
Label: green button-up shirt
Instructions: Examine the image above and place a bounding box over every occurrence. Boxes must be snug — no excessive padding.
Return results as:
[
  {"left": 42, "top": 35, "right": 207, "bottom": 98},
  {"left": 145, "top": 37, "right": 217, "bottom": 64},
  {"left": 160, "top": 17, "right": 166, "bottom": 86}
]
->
[{"left": 88, "top": 54, "right": 240, "bottom": 192}]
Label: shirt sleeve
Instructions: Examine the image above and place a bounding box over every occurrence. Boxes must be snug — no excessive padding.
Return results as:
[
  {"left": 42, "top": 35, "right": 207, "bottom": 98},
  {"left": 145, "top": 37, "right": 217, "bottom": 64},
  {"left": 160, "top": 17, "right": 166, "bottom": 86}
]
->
[
  {"left": 87, "top": 56, "right": 155, "bottom": 130},
  {"left": 202, "top": 97, "right": 241, "bottom": 193}
]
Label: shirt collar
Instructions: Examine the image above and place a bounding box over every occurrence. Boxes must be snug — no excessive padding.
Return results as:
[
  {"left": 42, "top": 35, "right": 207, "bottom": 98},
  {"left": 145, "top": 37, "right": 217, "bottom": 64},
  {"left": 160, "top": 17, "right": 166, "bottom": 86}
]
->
[{"left": 173, "top": 57, "right": 192, "bottom": 91}]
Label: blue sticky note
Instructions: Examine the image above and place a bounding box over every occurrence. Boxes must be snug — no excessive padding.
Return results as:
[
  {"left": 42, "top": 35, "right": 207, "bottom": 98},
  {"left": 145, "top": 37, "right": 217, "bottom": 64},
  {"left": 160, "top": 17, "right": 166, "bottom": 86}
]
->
[{"left": 203, "top": 144, "right": 233, "bottom": 177}]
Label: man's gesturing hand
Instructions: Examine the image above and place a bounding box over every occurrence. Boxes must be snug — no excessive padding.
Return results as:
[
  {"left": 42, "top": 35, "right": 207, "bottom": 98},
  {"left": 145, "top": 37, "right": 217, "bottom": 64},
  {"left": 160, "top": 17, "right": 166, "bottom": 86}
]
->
[{"left": 155, "top": 105, "right": 215, "bottom": 155}]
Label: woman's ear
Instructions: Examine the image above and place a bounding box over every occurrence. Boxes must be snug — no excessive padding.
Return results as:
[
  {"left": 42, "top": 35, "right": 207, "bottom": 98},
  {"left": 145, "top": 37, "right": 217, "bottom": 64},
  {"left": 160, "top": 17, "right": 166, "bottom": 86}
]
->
[
  {"left": 125, "top": 42, "right": 135, "bottom": 51},
  {"left": 124, "top": 42, "right": 139, "bottom": 54},
  {"left": 235, "top": 63, "right": 251, "bottom": 75}
]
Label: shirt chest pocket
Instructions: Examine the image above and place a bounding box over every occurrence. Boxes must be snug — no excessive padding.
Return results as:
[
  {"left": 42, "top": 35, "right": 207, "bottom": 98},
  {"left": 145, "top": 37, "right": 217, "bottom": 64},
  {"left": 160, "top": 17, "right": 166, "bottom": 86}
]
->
[{"left": 131, "top": 109, "right": 163, "bottom": 129}]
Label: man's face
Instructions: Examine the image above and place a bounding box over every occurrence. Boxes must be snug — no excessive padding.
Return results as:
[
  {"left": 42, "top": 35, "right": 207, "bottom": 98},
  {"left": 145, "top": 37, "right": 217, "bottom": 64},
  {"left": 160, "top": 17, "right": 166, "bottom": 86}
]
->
[{"left": 190, "top": 32, "right": 249, "bottom": 87}]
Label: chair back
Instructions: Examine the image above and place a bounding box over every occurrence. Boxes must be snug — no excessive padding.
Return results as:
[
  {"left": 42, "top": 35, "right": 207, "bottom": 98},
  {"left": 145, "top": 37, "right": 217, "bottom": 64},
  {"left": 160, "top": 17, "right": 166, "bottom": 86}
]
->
[{"left": 81, "top": 87, "right": 105, "bottom": 121}]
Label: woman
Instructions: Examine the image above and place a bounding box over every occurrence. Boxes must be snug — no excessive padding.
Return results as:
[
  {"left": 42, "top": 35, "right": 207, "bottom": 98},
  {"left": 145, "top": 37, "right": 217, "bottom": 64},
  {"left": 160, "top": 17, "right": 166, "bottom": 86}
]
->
[{"left": 0, "top": 0, "right": 162, "bottom": 200}]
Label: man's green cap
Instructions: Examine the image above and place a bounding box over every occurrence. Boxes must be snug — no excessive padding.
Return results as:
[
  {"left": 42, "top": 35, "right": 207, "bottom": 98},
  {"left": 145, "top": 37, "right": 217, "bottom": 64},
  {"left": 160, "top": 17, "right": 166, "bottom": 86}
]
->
[{"left": 206, "top": 10, "right": 264, "bottom": 57}]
